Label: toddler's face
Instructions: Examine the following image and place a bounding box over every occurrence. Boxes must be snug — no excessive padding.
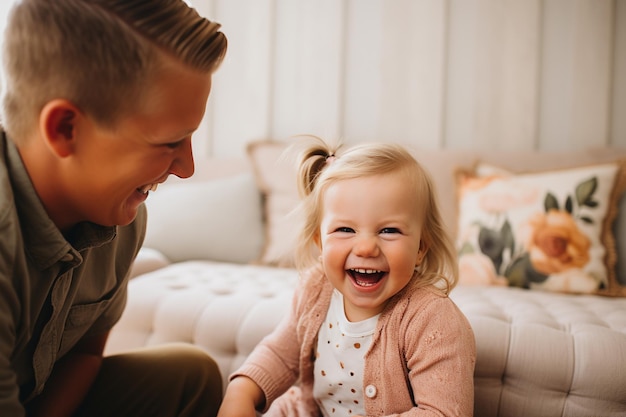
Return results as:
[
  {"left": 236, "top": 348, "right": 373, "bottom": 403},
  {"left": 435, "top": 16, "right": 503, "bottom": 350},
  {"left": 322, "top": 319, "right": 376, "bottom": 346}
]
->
[{"left": 318, "top": 171, "right": 425, "bottom": 322}]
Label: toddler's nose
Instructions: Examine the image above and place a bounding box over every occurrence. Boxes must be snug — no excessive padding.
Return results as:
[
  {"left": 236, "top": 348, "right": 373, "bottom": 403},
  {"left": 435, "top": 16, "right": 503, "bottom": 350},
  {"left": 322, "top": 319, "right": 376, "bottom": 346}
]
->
[{"left": 353, "top": 235, "right": 380, "bottom": 258}]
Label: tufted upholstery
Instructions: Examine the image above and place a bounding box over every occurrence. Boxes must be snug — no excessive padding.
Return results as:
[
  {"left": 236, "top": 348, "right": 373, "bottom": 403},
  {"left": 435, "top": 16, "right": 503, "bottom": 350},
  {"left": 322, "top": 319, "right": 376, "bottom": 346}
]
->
[
  {"left": 451, "top": 286, "right": 626, "bottom": 416},
  {"left": 106, "top": 147, "right": 626, "bottom": 416},
  {"left": 106, "top": 261, "right": 299, "bottom": 392},
  {"left": 106, "top": 261, "right": 626, "bottom": 417}
]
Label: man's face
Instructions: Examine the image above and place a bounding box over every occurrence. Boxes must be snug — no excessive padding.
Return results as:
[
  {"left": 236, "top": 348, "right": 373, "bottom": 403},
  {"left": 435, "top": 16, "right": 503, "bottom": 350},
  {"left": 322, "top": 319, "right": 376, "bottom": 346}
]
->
[{"left": 66, "top": 57, "right": 213, "bottom": 228}]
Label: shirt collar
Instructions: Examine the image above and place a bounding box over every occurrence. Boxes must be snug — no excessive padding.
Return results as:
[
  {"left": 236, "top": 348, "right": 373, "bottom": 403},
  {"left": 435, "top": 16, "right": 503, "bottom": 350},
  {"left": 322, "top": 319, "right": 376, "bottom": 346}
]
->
[{"left": 4, "top": 132, "right": 116, "bottom": 270}]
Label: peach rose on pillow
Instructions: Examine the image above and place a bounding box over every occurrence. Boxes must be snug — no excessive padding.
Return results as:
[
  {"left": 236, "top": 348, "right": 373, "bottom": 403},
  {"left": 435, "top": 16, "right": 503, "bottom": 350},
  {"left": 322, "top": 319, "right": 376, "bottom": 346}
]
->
[
  {"left": 459, "top": 252, "right": 508, "bottom": 286},
  {"left": 530, "top": 268, "right": 599, "bottom": 293},
  {"left": 523, "top": 210, "right": 590, "bottom": 275}
]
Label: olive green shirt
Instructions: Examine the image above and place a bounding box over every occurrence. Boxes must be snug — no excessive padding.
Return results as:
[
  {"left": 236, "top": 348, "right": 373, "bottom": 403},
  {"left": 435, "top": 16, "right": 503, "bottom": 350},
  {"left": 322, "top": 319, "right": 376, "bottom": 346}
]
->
[{"left": 0, "top": 132, "right": 147, "bottom": 416}]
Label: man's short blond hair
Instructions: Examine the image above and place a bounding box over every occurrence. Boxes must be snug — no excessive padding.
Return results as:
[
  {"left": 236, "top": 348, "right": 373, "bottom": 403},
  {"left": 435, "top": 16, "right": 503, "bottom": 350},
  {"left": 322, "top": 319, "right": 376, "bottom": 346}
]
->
[{"left": 1, "top": 0, "right": 227, "bottom": 143}]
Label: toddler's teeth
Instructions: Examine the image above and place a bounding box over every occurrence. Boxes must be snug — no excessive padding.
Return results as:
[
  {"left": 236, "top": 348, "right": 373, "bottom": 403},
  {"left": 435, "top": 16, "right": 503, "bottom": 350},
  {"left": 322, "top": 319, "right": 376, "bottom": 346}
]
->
[{"left": 150, "top": 183, "right": 158, "bottom": 192}]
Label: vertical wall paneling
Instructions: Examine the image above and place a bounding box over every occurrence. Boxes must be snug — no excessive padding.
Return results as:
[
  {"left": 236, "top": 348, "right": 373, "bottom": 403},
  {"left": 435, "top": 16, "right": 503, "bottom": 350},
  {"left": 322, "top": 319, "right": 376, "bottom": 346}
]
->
[
  {"left": 190, "top": 0, "right": 623, "bottom": 158},
  {"left": 342, "top": 0, "right": 447, "bottom": 149},
  {"left": 539, "top": 0, "right": 614, "bottom": 151},
  {"left": 445, "top": 0, "right": 542, "bottom": 150},
  {"left": 342, "top": 0, "right": 386, "bottom": 144},
  {"left": 206, "top": 0, "right": 275, "bottom": 158},
  {"left": 191, "top": 0, "right": 218, "bottom": 160},
  {"left": 271, "top": 0, "right": 345, "bottom": 142},
  {"left": 612, "top": 0, "right": 626, "bottom": 147},
  {"left": 383, "top": 0, "right": 448, "bottom": 149}
]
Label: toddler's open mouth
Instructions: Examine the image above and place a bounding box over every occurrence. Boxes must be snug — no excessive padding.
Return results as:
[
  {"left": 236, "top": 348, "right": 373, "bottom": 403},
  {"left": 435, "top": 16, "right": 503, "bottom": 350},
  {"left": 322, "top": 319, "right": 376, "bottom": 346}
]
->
[{"left": 347, "top": 268, "right": 386, "bottom": 287}]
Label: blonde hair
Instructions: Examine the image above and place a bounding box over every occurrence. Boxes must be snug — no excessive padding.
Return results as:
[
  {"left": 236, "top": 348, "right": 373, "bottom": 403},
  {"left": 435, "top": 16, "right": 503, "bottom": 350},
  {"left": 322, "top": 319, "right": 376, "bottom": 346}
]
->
[
  {"left": 292, "top": 136, "right": 458, "bottom": 295},
  {"left": 1, "top": 0, "right": 227, "bottom": 143}
]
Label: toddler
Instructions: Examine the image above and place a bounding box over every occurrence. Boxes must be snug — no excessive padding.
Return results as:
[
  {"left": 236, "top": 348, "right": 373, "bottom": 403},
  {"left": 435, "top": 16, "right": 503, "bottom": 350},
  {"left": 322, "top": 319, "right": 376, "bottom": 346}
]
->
[{"left": 218, "top": 137, "right": 476, "bottom": 416}]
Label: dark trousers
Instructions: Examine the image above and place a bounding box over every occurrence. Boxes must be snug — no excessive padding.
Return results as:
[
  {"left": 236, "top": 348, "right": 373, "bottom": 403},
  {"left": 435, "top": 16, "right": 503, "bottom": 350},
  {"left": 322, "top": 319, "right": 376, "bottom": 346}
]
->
[{"left": 74, "top": 343, "right": 222, "bottom": 417}]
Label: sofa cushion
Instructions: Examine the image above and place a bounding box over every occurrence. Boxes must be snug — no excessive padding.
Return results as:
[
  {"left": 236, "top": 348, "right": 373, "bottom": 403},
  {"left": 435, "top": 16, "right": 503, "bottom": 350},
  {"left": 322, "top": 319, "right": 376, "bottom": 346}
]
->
[
  {"left": 450, "top": 285, "right": 626, "bottom": 416},
  {"left": 143, "top": 172, "right": 265, "bottom": 264},
  {"left": 106, "top": 260, "right": 626, "bottom": 416},
  {"left": 105, "top": 261, "right": 300, "bottom": 394},
  {"left": 246, "top": 139, "right": 626, "bottom": 274},
  {"left": 247, "top": 140, "right": 300, "bottom": 267},
  {"left": 456, "top": 160, "right": 626, "bottom": 296}
]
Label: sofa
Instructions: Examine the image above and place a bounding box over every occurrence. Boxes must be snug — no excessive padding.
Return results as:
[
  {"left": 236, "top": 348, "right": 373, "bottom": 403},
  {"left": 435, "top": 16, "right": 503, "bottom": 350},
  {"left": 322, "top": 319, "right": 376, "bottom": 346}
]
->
[{"left": 104, "top": 140, "right": 626, "bottom": 417}]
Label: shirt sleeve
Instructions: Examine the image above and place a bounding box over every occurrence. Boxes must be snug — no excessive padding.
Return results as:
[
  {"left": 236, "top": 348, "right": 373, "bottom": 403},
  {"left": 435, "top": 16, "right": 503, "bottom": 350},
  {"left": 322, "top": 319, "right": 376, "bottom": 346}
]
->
[{"left": 0, "top": 227, "right": 27, "bottom": 417}]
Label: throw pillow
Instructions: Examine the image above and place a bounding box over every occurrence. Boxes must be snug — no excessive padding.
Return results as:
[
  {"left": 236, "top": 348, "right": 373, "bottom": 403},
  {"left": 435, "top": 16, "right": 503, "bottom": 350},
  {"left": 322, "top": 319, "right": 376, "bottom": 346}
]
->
[
  {"left": 247, "top": 140, "right": 301, "bottom": 267},
  {"left": 456, "top": 160, "right": 626, "bottom": 296},
  {"left": 143, "top": 172, "right": 265, "bottom": 264}
]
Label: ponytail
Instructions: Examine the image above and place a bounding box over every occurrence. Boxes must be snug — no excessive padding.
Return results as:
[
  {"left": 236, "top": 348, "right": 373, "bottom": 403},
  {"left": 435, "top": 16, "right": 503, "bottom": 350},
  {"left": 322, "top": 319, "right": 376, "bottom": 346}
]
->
[{"left": 294, "top": 135, "right": 342, "bottom": 198}]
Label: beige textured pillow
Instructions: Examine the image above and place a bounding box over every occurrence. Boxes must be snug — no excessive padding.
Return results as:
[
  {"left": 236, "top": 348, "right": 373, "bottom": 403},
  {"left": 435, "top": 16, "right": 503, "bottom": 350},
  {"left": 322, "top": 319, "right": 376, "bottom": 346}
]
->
[
  {"left": 456, "top": 160, "right": 626, "bottom": 296},
  {"left": 144, "top": 172, "right": 265, "bottom": 264},
  {"left": 247, "top": 140, "right": 300, "bottom": 267}
]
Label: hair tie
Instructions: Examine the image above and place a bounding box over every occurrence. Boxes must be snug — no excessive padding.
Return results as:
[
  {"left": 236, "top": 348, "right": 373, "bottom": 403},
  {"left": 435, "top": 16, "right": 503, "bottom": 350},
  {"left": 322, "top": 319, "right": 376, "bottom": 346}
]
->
[{"left": 325, "top": 154, "right": 336, "bottom": 164}]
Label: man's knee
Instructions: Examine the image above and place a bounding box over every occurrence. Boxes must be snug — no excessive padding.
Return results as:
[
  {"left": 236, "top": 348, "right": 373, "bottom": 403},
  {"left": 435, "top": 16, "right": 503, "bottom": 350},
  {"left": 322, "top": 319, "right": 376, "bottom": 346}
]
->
[
  {"left": 173, "top": 343, "right": 222, "bottom": 394},
  {"left": 78, "top": 343, "right": 223, "bottom": 417},
  {"left": 167, "top": 344, "right": 223, "bottom": 417}
]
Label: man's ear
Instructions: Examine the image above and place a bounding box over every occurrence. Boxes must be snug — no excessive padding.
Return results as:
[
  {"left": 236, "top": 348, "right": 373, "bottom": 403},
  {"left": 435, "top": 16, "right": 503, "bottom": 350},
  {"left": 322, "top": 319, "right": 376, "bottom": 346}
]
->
[{"left": 39, "top": 99, "right": 81, "bottom": 158}]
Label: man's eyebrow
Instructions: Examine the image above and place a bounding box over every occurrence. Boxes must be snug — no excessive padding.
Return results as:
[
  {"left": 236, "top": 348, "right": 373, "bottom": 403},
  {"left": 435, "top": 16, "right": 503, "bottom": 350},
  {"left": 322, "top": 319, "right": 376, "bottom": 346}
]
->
[{"left": 163, "top": 128, "right": 196, "bottom": 141}]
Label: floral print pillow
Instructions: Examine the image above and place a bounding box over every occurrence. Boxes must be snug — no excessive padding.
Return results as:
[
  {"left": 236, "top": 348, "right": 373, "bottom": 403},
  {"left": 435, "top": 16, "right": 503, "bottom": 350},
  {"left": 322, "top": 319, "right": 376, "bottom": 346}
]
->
[{"left": 456, "top": 161, "right": 626, "bottom": 296}]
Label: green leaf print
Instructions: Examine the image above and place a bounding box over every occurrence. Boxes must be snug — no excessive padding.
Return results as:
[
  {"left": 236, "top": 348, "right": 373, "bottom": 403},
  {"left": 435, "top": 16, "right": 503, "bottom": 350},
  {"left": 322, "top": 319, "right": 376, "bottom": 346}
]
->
[
  {"left": 544, "top": 192, "right": 559, "bottom": 212},
  {"left": 575, "top": 177, "right": 597, "bottom": 207}
]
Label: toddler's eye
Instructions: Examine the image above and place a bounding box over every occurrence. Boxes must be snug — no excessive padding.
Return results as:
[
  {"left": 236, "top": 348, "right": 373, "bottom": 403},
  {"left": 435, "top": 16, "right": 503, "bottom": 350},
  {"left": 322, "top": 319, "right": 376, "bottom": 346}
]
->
[
  {"left": 335, "top": 227, "right": 354, "bottom": 233},
  {"left": 380, "top": 227, "right": 400, "bottom": 234}
]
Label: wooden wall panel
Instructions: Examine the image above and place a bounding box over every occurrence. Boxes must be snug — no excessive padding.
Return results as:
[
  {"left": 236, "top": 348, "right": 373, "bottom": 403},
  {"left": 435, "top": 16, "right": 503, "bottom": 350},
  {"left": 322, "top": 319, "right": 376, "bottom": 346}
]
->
[
  {"left": 444, "top": 0, "right": 541, "bottom": 150},
  {"left": 189, "top": 0, "right": 622, "bottom": 157},
  {"left": 271, "top": 0, "right": 345, "bottom": 142},
  {"left": 190, "top": 0, "right": 218, "bottom": 160},
  {"left": 341, "top": 0, "right": 387, "bottom": 144},
  {"left": 342, "top": 0, "right": 447, "bottom": 149},
  {"left": 612, "top": 0, "right": 626, "bottom": 147},
  {"left": 539, "top": 0, "right": 614, "bottom": 150},
  {"left": 202, "top": 0, "right": 275, "bottom": 158},
  {"left": 1, "top": 1, "right": 622, "bottom": 157}
]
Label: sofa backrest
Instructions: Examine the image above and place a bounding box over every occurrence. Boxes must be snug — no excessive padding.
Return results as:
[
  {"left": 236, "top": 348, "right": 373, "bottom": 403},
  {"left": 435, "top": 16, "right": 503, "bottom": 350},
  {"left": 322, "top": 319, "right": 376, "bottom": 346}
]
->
[{"left": 142, "top": 143, "right": 626, "bottom": 288}]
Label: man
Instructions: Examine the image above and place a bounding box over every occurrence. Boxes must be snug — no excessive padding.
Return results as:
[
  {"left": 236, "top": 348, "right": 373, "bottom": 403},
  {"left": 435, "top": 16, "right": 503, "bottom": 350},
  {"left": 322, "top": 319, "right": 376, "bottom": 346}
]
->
[{"left": 0, "top": 0, "right": 228, "bottom": 416}]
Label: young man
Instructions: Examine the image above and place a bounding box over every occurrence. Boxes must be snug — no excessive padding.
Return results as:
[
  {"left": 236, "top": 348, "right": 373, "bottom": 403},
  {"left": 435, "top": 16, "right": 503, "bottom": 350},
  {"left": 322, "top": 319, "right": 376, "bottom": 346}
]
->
[{"left": 0, "top": 1, "right": 228, "bottom": 416}]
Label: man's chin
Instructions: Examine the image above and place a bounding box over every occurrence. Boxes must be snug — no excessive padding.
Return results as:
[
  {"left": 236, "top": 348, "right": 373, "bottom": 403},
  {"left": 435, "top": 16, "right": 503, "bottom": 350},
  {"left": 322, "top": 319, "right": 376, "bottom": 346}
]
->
[{"left": 104, "top": 206, "right": 140, "bottom": 227}]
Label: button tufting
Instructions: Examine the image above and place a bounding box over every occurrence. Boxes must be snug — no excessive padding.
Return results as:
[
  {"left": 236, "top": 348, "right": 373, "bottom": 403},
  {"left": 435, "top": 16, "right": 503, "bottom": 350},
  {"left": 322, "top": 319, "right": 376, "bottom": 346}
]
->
[{"left": 365, "top": 384, "right": 377, "bottom": 398}]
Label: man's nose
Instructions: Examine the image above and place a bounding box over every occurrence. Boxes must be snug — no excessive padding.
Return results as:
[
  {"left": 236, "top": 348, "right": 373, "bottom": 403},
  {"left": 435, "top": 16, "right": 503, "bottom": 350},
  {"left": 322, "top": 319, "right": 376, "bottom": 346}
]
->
[{"left": 169, "top": 137, "right": 195, "bottom": 179}]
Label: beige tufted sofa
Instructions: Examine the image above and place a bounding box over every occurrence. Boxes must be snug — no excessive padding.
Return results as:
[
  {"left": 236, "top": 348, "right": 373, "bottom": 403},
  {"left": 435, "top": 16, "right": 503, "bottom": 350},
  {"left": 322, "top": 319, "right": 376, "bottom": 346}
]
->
[{"left": 105, "top": 142, "right": 626, "bottom": 417}]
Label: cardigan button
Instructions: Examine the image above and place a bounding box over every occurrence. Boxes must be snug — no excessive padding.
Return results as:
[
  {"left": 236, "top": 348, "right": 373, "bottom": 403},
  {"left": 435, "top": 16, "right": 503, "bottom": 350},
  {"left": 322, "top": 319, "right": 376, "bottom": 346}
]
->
[{"left": 365, "top": 384, "right": 377, "bottom": 398}]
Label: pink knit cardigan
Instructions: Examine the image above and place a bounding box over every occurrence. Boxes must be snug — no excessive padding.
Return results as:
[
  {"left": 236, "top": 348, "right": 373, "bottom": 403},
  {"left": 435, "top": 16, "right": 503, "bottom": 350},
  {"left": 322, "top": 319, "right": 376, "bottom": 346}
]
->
[{"left": 231, "top": 269, "right": 476, "bottom": 416}]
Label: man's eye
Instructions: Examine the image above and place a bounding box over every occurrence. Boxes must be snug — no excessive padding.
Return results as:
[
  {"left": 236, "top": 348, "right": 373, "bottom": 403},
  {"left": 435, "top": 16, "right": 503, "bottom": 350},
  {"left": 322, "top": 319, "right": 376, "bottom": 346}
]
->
[
  {"left": 335, "top": 227, "right": 354, "bottom": 233},
  {"left": 165, "top": 140, "right": 184, "bottom": 149},
  {"left": 380, "top": 227, "right": 400, "bottom": 234}
]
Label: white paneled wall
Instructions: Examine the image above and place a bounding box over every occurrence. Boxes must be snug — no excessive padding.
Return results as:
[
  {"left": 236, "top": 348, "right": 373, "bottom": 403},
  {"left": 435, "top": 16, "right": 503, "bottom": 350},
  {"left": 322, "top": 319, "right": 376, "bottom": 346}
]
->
[
  {"left": 615, "top": 0, "right": 626, "bottom": 145},
  {"left": 3, "top": 1, "right": 621, "bottom": 157},
  {"left": 539, "top": 0, "right": 614, "bottom": 150},
  {"left": 196, "top": 0, "right": 626, "bottom": 158},
  {"left": 445, "top": 0, "right": 542, "bottom": 150}
]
